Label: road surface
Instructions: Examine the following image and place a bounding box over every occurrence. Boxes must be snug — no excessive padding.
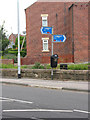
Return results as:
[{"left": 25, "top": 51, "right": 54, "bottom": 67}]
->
[{"left": 1, "top": 84, "right": 89, "bottom": 119}]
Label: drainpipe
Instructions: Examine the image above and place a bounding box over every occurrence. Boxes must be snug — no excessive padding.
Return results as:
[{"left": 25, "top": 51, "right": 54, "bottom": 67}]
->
[{"left": 72, "top": 5, "right": 74, "bottom": 63}]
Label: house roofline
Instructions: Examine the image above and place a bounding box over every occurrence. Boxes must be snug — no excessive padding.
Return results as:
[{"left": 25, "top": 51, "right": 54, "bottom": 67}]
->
[{"left": 24, "top": 1, "right": 38, "bottom": 11}]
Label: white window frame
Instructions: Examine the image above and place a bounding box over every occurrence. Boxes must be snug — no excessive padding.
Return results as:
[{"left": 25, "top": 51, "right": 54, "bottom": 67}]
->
[
  {"left": 41, "top": 14, "right": 48, "bottom": 27},
  {"left": 42, "top": 38, "right": 49, "bottom": 52},
  {"left": 42, "top": 16, "right": 48, "bottom": 27}
]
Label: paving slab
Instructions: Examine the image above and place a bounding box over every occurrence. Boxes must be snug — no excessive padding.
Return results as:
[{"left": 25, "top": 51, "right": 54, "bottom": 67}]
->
[{"left": 0, "top": 78, "right": 89, "bottom": 92}]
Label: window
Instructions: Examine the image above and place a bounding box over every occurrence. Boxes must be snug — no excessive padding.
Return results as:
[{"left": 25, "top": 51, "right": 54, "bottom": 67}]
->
[
  {"left": 43, "top": 40, "right": 48, "bottom": 51},
  {"left": 42, "top": 38, "right": 49, "bottom": 51},
  {"left": 42, "top": 16, "right": 47, "bottom": 26},
  {"left": 41, "top": 14, "right": 48, "bottom": 27}
]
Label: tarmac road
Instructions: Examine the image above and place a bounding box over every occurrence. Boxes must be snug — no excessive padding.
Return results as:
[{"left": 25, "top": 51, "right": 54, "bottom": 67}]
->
[{"left": 1, "top": 84, "right": 89, "bottom": 119}]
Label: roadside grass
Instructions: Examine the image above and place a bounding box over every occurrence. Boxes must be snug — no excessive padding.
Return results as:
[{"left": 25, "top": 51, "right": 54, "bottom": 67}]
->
[
  {"left": 0, "top": 64, "right": 30, "bottom": 69},
  {"left": 46, "top": 64, "right": 60, "bottom": 69},
  {"left": 68, "top": 64, "right": 88, "bottom": 70},
  {"left": 46, "top": 64, "right": 88, "bottom": 70},
  {"left": 0, "top": 64, "right": 18, "bottom": 69},
  {"left": 0, "top": 63, "right": 89, "bottom": 70}
]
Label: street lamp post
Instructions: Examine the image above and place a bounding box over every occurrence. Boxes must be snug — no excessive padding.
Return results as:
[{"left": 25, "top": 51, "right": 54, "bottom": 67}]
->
[{"left": 17, "top": 0, "right": 21, "bottom": 78}]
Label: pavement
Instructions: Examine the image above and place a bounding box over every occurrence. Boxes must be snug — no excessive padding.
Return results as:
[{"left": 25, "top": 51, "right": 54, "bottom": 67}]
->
[{"left": 0, "top": 78, "right": 89, "bottom": 92}]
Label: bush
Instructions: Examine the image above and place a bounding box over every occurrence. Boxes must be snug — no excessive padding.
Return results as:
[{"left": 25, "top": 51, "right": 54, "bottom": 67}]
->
[
  {"left": 46, "top": 64, "right": 51, "bottom": 69},
  {"left": 2, "top": 54, "right": 17, "bottom": 63},
  {"left": 0, "top": 51, "right": 3, "bottom": 56},
  {"left": 20, "top": 51, "right": 26, "bottom": 57},
  {"left": 13, "top": 45, "right": 16, "bottom": 49},
  {"left": 32, "top": 62, "right": 44, "bottom": 69}
]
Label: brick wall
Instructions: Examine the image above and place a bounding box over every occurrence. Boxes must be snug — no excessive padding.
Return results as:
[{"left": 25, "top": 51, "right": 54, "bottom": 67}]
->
[
  {"left": 73, "top": 3, "right": 88, "bottom": 63},
  {"left": 21, "top": 2, "right": 88, "bottom": 65},
  {"left": 2, "top": 59, "right": 14, "bottom": 64}
]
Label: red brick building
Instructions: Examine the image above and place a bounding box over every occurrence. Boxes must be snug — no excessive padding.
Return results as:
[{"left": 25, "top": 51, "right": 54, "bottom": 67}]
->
[
  {"left": 8, "top": 33, "right": 18, "bottom": 48},
  {"left": 9, "top": 33, "right": 18, "bottom": 44},
  {"left": 21, "top": 1, "right": 89, "bottom": 65}
]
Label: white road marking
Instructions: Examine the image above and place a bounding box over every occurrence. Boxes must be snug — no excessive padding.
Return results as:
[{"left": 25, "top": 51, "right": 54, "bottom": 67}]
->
[
  {"left": 3, "top": 108, "right": 90, "bottom": 114},
  {"left": 74, "top": 109, "right": 90, "bottom": 114},
  {"left": 0, "top": 97, "right": 33, "bottom": 104},
  {"left": 3, "top": 109, "right": 73, "bottom": 112},
  {"left": 1, "top": 97, "right": 89, "bottom": 114},
  {"left": 0, "top": 100, "right": 11, "bottom": 102}
]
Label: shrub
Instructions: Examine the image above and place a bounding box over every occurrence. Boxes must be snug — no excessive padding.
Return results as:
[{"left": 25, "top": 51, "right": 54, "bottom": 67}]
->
[
  {"left": 20, "top": 51, "right": 26, "bottom": 57},
  {"left": 46, "top": 64, "right": 51, "bottom": 69},
  {"left": 0, "top": 51, "right": 3, "bottom": 56},
  {"left": 13, "top": 45, "right": 16, "bottom": 49},
  {"left": 32, "top": 62, "right": 44, "bottom": 69},
  {"left": 2, "top": 54, "right": 17, "bottom": 63}
]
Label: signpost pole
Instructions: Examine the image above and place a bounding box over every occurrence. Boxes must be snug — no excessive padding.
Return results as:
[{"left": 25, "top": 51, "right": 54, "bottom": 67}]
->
[
  {"left": 51, "top": 26, "right": 53, "bottom": 80},
  {"left": 52, "top": 26, "right": 53, "bottom": 55}
]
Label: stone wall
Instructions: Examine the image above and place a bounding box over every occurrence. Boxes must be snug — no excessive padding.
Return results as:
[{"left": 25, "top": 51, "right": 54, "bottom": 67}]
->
[{"left": 1, "top": 69, "right": 90, "bottom": 81}]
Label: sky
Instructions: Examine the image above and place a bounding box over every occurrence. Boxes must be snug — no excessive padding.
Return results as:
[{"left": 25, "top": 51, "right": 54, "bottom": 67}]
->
[
  {"left": 0, "top": 0, "right": 37, "bottom": 36},
  {"left": 0, "top": 0, "right": 89, "bottom": 37}
]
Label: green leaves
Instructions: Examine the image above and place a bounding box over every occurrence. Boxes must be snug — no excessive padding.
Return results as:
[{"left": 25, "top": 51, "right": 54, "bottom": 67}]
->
[
  {"left": 68, "top": 64, "right": 88, "bottom": 70},
  {"left": 15, "top": 36, "right": 26, "bottom": 48},
  {"left": 0, "top": 22, "right": 9, "bottom": 51},
  {"left": 32, "top": 62, "right": 44, "bottom": 69}
]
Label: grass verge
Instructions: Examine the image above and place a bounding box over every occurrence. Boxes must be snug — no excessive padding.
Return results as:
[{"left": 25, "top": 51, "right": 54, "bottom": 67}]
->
[{"left": 0, "top": 63, "right": 89, "bottom": 70}]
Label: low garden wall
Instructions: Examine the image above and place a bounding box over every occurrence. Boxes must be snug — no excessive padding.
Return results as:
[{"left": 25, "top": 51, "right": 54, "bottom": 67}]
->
[
  {"left": 1, "top": 69, "right": 90, "bottom": 81},
  {"left": 2, "top": 59, "right": 14, "bottom": 64}
]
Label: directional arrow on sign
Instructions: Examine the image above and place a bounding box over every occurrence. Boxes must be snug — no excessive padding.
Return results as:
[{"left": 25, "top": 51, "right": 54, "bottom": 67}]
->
[
  {"left": 53, "top": 35, "right": 66, "bottom": 42},
  {"left": 40, "top": 27, "right": 52, "bottom": 34}
]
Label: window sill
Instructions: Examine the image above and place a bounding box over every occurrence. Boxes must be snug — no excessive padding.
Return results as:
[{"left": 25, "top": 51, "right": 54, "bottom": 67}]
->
[{"left": 42, "top": 50, "right": 50, "bottom": 53}]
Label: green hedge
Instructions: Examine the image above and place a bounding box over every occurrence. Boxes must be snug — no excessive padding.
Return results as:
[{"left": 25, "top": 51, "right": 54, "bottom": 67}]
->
[
  {"left": 8, "top": 50, "right": 18, "bottom": 55},
  {"left": 8, "top": 50, "right": 26, "bottom": 57}
]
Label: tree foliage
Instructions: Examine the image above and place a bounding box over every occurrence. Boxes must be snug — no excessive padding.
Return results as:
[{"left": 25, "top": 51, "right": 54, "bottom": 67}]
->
[
  {"left": 0, "top": 21, "right": 9, "bottom": 51},
  {"left": 8, "top": 36, "right": 27, "bottom": 58},
  {"left": 15, "top": 36, "right": 26, "bottom": 49}
]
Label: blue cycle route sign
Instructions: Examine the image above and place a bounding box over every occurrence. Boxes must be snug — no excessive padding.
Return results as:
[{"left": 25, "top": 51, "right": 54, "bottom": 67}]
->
[
  {"left": 40, "top": 27, "right": 52, "bottom": 34},
  {"left": 53, "top": 35, "right": 66, "bottom": 42}
]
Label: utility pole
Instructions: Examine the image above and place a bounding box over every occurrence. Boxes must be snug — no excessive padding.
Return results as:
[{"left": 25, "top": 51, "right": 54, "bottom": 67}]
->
[{"left": 17, "top": 0, "right": 21, "bottom": 78}]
